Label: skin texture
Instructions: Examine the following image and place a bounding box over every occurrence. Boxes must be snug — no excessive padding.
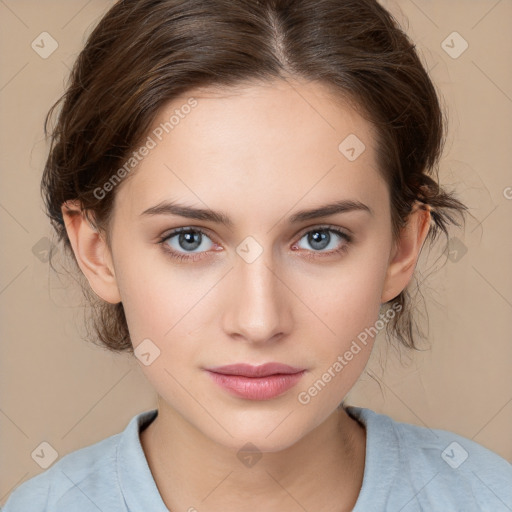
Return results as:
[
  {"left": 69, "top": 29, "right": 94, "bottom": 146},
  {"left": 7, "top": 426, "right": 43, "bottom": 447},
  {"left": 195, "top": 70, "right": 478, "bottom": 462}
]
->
[{"left": 61, "top": 78, "right": 431, "bottom": 512}]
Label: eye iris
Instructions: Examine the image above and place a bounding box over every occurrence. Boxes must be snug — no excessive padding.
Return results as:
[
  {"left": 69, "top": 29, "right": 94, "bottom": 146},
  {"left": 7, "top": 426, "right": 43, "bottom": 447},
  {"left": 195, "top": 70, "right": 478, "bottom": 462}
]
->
[
  {"left": 179, "top": 231, "right": 202, "bottom": 251},
  {"left": 309, "top": 230, "right": 330, "bottom": 250}
]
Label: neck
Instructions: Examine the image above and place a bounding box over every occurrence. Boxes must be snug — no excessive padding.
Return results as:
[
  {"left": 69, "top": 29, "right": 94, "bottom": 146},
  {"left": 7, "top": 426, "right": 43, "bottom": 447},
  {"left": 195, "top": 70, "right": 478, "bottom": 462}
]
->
[{"left": 140, "top": 401, "right": 366, "bottom": 512}]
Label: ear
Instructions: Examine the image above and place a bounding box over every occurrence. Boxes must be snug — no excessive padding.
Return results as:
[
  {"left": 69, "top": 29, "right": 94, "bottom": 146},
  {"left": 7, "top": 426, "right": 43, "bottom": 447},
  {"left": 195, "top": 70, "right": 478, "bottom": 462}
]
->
[
  {"left": 380, "top": 202, "right": 431, "bottom": 304},
  {"left": 61, "top": 200, "right": 122, "bottom": 304}
]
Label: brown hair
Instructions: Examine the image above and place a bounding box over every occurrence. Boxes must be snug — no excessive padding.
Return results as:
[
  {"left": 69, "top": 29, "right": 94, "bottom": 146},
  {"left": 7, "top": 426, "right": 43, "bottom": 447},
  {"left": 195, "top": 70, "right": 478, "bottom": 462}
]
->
[{"left": 42, "top": 0, "right": 468, "bottom": 355}]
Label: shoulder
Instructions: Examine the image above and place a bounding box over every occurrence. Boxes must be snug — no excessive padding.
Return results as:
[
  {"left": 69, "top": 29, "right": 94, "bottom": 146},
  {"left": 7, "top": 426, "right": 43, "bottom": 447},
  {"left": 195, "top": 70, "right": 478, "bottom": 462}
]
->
[
  {"left": 396, "top": 418, "right": 512, "bottom": 511},
  {"left": 347, "top": 406, "right": 512, "bottom": 511},
  {"left": 2, "top": 427, "right": 123, "bottom": 511},
  {"left": 393, "top": 412, "right": 512, "bottom": 478}
]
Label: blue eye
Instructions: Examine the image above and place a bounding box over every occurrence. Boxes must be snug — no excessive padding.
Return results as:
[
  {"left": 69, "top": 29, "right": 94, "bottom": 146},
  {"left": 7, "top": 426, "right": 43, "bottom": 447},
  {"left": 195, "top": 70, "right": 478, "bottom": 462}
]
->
[
  {"left": 159, "top": 228, "right": 215, "bottom": 262},
  {"left": 158, "top": 225, "right": 352, "bottom": 263},
  {"left": 295, "top": 227, "right": 351, "bottom": 253},
  {"left": 292, "top": 226, "right": 352, "bottom": 260}
]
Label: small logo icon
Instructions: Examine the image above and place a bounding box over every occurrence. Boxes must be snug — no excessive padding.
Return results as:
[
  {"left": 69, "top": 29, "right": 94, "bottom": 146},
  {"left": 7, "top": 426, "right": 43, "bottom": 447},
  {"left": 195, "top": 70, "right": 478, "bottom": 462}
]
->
[
  {"left": 31, "top": 441, "right": 59, "bottom": 469},
  {"left": 441, "top": 32, "right": 468, "bottom": 59},
  {"left": 32, "top": 237, "right": 56, "bottom": 263},
  {"left": 237, "top": 442, "right": 262, "bottom": 468},
  {"left": 441, "top": 441, "right": 469, "bottom": 468},
  {"left": 134, "top": 338, "right": 161, "bottom": 366},
  {"left": 236, "top": 236, "right": 263, "bottom": 264},
  {"left": 339, "top": 134, "right": 366, "bottom": 161},
  {"left": 446, "top": 237, "right": 468, "bottom": 263},
  {"left": 31, "top": 32, "right": 59, "bottom": 59}
]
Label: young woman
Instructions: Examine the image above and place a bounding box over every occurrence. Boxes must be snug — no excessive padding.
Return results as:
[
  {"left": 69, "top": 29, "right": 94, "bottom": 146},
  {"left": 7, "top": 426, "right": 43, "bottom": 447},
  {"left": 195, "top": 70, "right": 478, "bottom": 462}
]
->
[{"left": 3, "top": 0, "right": 511, "bottom": 511}]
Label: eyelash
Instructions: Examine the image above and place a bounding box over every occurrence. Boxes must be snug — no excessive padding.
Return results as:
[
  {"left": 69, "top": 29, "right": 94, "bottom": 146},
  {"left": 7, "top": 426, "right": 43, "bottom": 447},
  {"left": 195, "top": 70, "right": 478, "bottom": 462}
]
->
[{"left": 157, "top": 225, "right": 353, "bottom": 263}]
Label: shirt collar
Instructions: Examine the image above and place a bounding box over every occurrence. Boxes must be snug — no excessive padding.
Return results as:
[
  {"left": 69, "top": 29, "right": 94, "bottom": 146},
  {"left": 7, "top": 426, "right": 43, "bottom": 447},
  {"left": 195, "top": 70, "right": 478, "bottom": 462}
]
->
[
  {"left": 117, "top": 408, "right": 168, "bottom": 511},
  {"left": 346, "top": 405, "right": 399, "bottom": 511},
  {"left": 116, "top": 406, "right": 399, "bottom": 512}
]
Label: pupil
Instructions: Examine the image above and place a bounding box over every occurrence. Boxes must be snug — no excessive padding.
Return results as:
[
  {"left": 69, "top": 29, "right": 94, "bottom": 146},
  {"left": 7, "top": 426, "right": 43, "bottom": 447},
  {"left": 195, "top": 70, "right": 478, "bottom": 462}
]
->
[
  {"left": 310, "top": 230, "right": 329, "bottom": 250},
  {"left": 180, "top": 231, "right": 201, "bottom": 250}
]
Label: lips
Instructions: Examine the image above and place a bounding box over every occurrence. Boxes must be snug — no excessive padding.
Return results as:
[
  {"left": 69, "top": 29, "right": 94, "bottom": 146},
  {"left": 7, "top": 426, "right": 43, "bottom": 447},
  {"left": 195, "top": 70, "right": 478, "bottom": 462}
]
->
[
  {"left": 204, "top": 363, "right": 306, "bottom": 400},
  {"left": 205, "top": 362, "right": 305, "bottom": 378}
]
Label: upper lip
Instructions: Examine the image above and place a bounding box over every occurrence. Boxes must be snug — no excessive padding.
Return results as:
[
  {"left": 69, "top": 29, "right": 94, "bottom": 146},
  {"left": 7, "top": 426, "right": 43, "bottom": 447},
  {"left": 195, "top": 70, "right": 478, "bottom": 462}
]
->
[{"left": 205, "top": 363, "right": 305, "bottom": 377}]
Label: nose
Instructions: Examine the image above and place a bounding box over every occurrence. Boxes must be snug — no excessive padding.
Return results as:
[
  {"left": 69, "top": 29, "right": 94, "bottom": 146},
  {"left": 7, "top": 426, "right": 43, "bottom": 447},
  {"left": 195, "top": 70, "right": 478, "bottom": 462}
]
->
[{"left": 221, "top": 249, "right": 293, "bottom": 345}]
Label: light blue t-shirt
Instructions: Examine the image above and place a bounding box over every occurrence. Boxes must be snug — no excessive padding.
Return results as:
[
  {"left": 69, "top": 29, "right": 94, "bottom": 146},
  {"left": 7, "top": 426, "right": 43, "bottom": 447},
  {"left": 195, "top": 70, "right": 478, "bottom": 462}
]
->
[{"left": 2, "top": 406, "right": 511, "bottom": 511}]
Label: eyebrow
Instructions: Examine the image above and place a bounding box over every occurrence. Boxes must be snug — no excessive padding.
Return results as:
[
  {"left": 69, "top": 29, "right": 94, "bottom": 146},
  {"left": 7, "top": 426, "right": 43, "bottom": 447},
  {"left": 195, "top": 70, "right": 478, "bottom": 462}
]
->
[{"left": 140, "top": 199, "right": 373, "bottom": 226}]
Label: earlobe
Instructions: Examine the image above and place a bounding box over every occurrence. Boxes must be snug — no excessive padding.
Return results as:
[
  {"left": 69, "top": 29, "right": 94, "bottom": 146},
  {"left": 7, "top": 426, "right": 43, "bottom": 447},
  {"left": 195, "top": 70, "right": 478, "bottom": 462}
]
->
[
  {"left": 61, "top": 200, "right": 122, "bottom": 304},
  {"left": 380, "top": 203, "right": 431, "bottom": 304}
]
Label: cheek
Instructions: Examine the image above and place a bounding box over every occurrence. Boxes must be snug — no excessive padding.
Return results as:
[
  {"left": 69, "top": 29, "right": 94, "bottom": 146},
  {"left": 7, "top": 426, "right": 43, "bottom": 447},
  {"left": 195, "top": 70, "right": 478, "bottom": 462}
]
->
[
  {"left": 117, "top": 256, "right": 214, "bottom": 371},
  {"left": 114, "top": 238, "right": 195, "bottom": 331},
  {"left": 297, "top": 240, "right": 390, "bottom": 394},
  {"left": 307, "top": 282, "right": 379, "bottom": 385},
  {"left": 116, "top": 272, "right": 171, "bottom": 343},
  {"left": 118, "top": 266, "right": 205, "bottom": 394},
  {"left": 297, "top": 273, "right": 381, "bottom": 411},
  {"left": 304, "top": 259, "right": 387, "bottom": 343}
]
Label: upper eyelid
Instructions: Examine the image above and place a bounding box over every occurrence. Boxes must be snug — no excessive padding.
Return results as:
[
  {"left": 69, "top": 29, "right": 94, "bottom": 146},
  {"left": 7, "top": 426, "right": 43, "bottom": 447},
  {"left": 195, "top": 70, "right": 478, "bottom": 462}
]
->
[
  {"left": 162, "top": 226, "right": 215, "bottom": 242},
  {"left": 296, "top": 223, "right": 350, "bottom": 237}
]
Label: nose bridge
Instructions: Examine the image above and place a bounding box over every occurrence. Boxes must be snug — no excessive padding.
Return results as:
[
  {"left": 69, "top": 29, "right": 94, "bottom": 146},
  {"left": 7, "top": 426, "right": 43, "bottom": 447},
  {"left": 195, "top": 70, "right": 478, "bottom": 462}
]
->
[{"left": 223, "top": 241, "right": 291, "bottom": 343}]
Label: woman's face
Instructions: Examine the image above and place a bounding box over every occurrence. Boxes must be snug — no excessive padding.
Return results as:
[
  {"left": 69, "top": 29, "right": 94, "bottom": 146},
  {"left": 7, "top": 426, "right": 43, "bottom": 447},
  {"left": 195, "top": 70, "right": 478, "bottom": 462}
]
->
[{"left": 87, "top": 79, "right": 416, "bottom": 451}]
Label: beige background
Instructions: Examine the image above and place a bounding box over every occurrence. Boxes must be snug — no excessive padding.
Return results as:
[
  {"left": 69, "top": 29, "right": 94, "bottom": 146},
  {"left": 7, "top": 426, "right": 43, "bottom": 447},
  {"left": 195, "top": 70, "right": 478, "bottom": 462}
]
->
[{"left": 1, "top": 0, "right": 511, "bottom": 505}]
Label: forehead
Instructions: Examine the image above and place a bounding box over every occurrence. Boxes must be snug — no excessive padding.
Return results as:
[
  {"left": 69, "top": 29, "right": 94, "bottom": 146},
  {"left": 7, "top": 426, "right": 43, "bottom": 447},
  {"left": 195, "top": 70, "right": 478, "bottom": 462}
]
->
[{"left": 113, "top": 79, "right": 384, "bottom": 221}]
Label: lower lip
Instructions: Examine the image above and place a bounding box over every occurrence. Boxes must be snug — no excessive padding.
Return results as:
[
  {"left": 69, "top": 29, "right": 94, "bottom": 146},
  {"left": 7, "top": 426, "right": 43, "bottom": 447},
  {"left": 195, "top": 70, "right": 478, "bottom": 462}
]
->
[{"left": 205, "top": 370, "right": 306, "bottom": 400}]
